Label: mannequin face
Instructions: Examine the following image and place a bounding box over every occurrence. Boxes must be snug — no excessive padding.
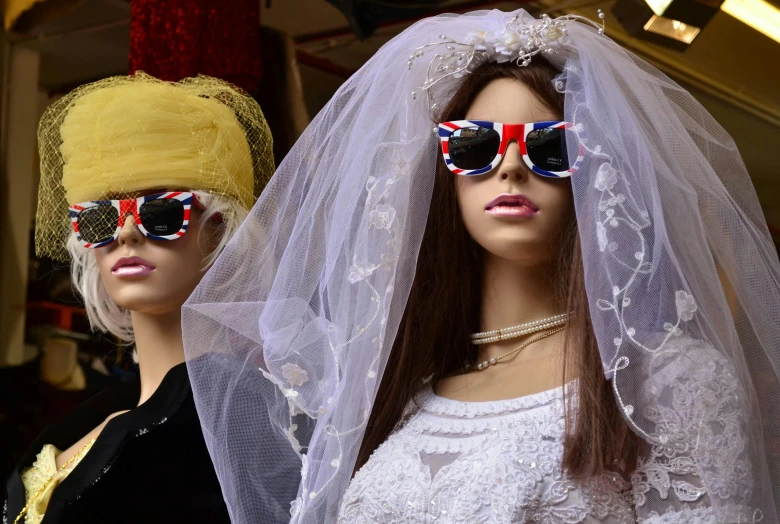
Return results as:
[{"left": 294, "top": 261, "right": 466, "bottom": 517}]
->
[
  {"left": 455, "top": 78, "right": 572, "bottom": 266},
  {"left": 93, "top": 190, "right": 217, "bottom": 316}
]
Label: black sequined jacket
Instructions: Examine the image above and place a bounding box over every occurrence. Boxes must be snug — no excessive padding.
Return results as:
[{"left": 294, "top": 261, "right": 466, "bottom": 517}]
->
[{"left": 4, "top": 363, "right": 230, "bottom": 523}]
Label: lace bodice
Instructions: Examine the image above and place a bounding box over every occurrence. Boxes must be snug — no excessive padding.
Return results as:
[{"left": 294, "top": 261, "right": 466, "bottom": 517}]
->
[
  {"left": 339, "top": 345, "right": 756, "bottom": 524},
  {"left": 339, "top": 384, "right": 636, "bottom": 523}
]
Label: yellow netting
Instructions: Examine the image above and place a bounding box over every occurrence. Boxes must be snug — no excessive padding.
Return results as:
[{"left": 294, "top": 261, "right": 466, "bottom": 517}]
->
[{"left": 36, "top": 71, "right": 274, "bottom": 261}]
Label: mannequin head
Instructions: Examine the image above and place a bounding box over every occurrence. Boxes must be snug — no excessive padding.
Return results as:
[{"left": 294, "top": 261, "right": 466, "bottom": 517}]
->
[
  {"left": 455, "top": 76, "right": 574, "bottom": 267},
  {"left": 67, "top": 190, "right": 247, "bottom": 342},
  {"left": 92, "top": 192, "right": 216, "bottom": 316},
  {"left": 357, "top": 59, "right": 637, "bottom": 477},
  {"left": 37, "top": 73, "right": 274, "bottom": 343}
]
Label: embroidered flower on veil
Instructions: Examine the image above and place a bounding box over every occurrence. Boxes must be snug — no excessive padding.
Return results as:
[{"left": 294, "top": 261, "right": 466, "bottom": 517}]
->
[
  {"left": 675, "top": 291, "right": 698, "bottom": 322},
  {"left": 595, "top": 162, "right": 618, "bottom": 191},
  {"left": 281, "top": 363, "right": 310, "bottom": 387},
  {"left": 369, "top": 203, "right": 396, "bottom": 230}
]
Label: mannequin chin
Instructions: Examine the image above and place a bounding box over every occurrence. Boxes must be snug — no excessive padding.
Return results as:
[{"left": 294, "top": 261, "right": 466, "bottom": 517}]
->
[
  {"left": 455, "top": 78, "right": 573, "bottom": 267},
  {"left": 93, "top": 191, "right": 217, "bottom": 317}
]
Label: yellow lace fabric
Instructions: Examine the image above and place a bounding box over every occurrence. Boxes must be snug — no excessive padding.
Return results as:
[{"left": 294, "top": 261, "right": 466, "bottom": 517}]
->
[{"left": 19, "top": 441, "right": 95, "bottom": 524}]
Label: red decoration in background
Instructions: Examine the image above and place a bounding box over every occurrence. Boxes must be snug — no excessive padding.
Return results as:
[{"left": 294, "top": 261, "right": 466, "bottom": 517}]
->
[{"left": 129, "top": 0, "right": 263, "bottom": 93}]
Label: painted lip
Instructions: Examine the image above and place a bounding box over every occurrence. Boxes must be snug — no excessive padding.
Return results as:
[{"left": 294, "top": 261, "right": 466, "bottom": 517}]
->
[
  {"left": 111, "top": 256, "right": 156, "bottom": 277},
  {"left": 485, "top": 193, "right": 539, "bottom": 217}
]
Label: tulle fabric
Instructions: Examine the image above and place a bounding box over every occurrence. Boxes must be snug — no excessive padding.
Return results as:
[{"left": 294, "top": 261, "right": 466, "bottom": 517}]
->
[
  {"left": 183, "top": 9, "right": 780, "bottom": 523},
  {"left": 36, "top": 72, "right": 275, "bottom": 261}
]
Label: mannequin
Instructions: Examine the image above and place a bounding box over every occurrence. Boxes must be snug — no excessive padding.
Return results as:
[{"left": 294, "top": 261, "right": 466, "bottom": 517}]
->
[
  {"left": 4, "top": 73, "right": 274, "bottom": 524},
  {"left": 341, "top": 58, "right": 640, "bottom": 523},
  {"left": 181, "top": 9, "right": 780, "bottom": 524}
]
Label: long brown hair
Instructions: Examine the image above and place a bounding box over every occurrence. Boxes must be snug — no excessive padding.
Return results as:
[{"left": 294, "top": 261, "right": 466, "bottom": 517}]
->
[{"left": 355, "top": 59, "right": 639, "bottom": 477}]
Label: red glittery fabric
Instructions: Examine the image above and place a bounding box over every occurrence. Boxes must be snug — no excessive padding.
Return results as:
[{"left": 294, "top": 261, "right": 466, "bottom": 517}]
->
[{"left": 129, "top": 0, "right": 262, "bottom": 92}]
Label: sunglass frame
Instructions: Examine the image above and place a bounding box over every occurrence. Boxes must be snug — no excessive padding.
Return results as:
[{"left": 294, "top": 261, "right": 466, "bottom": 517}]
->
[
  {"left": 68, "top": 191, "right": 195, "bottom": 249},
  {"left": 437, "top": 120, "right": 584, "bottom": 177}
]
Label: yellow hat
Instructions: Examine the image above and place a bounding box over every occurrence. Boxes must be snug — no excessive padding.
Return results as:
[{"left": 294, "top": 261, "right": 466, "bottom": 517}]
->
[{"left": 36, "top": 72, "right": 274, "bottom": 261}]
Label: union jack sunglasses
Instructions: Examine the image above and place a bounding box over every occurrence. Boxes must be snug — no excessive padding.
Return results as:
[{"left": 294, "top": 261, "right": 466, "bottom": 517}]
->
[
  {"left": 438, "top": 120, "right": 584, "bottom": 177},
  {"left": 69, "top": 191, "right": 200, "bottom": 249}
]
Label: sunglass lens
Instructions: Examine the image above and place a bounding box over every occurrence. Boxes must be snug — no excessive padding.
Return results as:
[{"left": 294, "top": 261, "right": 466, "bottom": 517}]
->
[
  {"left": 78, "top": 205, "right": 119, "bottom": 244},
  {"left": 448, "top": 127, "right": 501, "bottom": 171},
  {"left": 139, "top": 198, "right": 184, "bottom": 237},
  {"left": 526, "top": 127, "right": 570, "bottom": 173}
]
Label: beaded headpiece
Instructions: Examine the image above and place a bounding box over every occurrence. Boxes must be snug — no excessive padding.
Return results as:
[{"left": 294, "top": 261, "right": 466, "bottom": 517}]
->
[{"left": 408, "top": 11, "right": 606, "bottom": 116}]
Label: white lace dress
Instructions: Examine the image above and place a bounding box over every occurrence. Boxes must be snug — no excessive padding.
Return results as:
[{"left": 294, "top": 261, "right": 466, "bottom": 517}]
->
[
  {"left": 339, "top": 384, "right": 636, "bottom": 523},
  {"left": 339, "top": 340, "right": 755, "bottom": 524}
]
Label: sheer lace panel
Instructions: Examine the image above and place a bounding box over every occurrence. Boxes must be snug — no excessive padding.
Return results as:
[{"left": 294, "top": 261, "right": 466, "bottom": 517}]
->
[{"left": 631, "top": 337, "right": 757, "bottom": 523}]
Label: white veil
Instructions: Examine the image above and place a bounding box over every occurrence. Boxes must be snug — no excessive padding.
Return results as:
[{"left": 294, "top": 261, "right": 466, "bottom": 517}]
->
[{"left": 183, "top": 9, "right": 780, "bottom": 523}]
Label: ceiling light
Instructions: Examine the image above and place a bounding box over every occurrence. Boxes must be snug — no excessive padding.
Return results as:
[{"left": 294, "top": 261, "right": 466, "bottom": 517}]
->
[
  {"left": 645, "top": 0, "right": 674, "bottom": 16},
  {"left": 613, "top": 0, "right": 716, "bottom": 49},
  {"left": 643, "top": 15, "right": 701, "bottom": 44},
  {"left": 721, "top": 0, "right": 780, "bottom": 44}
]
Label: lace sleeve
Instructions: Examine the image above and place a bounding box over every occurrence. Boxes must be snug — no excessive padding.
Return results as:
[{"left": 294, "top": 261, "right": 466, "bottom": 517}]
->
[{"left": 630, "top": 337, "right": 758, "bottom": 524}]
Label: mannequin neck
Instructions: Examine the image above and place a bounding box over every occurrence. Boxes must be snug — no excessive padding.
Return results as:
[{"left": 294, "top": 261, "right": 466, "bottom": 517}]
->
[
  {"left": 478, "top": 252, "right": 563, "bottom": 360},
  {"left": 131, "top": 308, "right": 185, "bottom": 406}
]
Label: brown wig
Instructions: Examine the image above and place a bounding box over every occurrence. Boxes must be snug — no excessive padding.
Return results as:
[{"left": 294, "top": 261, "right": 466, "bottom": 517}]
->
[{"left": 355, "top": 59, "right": 639, "bottom": 478}]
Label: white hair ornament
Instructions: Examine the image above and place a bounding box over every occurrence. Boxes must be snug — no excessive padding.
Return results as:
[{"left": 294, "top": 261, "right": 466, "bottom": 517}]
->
[{"left": 409, "top": 11, "right": 605, "bottom": 116}]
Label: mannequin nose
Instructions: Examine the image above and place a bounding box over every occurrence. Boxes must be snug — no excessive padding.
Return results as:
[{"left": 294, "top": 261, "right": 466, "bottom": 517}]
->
[
  {"left": 117, "top": 214, "right": 143, "bottom": 246},
  {"left": 497, "top": 141, "right": 527, "bottom": 182}
]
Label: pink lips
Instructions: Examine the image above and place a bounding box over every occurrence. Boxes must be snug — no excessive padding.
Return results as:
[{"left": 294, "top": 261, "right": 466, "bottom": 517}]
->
[
  {"left": 485, "top": 193, "right": 539, "bottom": 217},
  {"left": 112, "top": 256, "right": 155, "bottom": 277}
]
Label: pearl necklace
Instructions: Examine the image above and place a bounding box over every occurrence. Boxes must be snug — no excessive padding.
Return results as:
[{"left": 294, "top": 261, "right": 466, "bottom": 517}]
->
[
  {"left": 469, "top": 313, "right": 569, "bottom": 345},
  {"left": 467, "top": 326, "right": 566, "bottom": 371}
]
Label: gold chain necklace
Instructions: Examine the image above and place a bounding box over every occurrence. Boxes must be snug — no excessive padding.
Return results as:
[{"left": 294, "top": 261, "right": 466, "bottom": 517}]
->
[
  {"left": 467, "top": 326, "right": 566, "bottom": 372},
  {"left": 15, "top": 437, "right": 96, "bottom": 524}
]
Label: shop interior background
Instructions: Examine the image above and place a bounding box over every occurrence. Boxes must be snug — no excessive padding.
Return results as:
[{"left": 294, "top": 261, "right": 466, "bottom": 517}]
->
[{"left": 1, "top": 0, "right": 778, "bottom": 482}]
